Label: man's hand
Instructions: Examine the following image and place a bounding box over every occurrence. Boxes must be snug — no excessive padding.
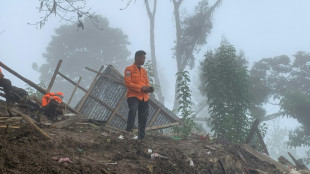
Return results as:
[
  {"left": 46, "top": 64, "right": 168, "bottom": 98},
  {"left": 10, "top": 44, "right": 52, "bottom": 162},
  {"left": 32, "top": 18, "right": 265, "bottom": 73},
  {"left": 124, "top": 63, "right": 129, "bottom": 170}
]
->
[
  {"left": 141, "top": 86, "right": 149, "bottom": 93},
  {"left": 142, "top": 86, "right": 154, "bottom": 93}
]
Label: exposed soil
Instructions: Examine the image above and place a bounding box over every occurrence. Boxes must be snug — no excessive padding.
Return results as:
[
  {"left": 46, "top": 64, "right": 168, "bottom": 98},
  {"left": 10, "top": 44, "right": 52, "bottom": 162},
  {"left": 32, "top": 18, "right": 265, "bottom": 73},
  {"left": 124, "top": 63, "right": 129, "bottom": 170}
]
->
[{"left": 0, "top": 100, "right": 308, "bottom": 174}]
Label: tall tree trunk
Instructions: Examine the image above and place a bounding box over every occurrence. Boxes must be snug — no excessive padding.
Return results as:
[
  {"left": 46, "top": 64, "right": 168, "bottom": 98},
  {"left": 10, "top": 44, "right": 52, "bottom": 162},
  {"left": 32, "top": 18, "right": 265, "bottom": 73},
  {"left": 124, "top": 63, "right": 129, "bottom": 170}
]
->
[
  {"left": 172, "top": 0, "right": 222, "bottom": 112},
  {"left": 172, "top": 0, "right": 183, "bottom": 112},
  {"left": 145, "top": 0, "right": 165, "bottom": 104}
]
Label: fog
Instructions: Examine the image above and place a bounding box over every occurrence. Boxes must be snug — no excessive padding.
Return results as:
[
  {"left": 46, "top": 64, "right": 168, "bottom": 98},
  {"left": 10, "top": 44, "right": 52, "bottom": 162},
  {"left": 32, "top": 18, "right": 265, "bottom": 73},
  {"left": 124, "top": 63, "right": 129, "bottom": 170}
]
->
[{"left": 1, "top": 0, "right": 310, "bottom": 164}]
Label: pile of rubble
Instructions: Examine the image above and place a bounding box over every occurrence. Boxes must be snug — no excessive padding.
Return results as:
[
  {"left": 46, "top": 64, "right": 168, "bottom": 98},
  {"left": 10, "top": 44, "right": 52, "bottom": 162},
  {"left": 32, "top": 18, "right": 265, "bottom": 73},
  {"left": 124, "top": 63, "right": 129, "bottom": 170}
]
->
[{"left": 0, "top": 100, "right": 309, "bottom": 174}]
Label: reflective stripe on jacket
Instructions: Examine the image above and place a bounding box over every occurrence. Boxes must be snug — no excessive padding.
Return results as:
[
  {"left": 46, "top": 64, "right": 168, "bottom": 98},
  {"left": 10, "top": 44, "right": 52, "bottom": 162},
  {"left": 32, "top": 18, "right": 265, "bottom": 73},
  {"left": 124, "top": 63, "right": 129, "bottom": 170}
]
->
[
  {"left": 41, "top": 92, "right": 64, "bottom": 106},
  {"left": 124, "top": 64, "right": 150, "bottom": 101}
]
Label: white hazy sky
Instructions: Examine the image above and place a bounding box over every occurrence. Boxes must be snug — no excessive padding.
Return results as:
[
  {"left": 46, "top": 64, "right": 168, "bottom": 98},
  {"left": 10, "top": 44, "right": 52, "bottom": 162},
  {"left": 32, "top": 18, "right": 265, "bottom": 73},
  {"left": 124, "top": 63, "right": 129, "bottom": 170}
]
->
[{"left": 0, "top": 0, "right": 309, "bottom": 110}]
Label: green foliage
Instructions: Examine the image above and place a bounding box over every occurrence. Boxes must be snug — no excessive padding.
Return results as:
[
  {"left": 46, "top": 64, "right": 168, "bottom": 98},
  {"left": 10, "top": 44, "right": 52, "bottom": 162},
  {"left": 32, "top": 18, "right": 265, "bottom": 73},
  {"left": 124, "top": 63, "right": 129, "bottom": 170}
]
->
[
  {"left": 25, "top": 81, "right": 47, "bottom": 100},
  {"left": 36, "top": 16, "right": 130, "bottom": 105},
  {"left": 199, "top": 40, "right": 251, "bottom": 143},
  {"left": 281, "top": 91, "right": 310, "bottom": 147},
  {"left": 172, "top": 71, "right": 198, "bottom": 136},
  {"left": 251, "top": 51, "right": 310, "bottom": 147},
  {"left": 143, "top": 60, "right": 160, "bottom": 98}
]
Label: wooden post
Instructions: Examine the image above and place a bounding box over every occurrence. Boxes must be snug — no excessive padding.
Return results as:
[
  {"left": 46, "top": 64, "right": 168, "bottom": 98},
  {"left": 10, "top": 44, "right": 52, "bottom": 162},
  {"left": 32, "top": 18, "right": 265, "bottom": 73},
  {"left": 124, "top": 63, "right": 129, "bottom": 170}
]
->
[
  {"left": 12, "top": 109, "right": 51, "bottom": 140},
  {"left": 67, "top": 76, "right": 82, "bottom": 106},
  {"left": 76, "top": 66, "right": 104, "bottom": 112},
  {"left": 47, "top": 60, "right": 62, "bottom": 92},
  {"left": 0, "top": 62, "right": 79, "bottom": 114}
]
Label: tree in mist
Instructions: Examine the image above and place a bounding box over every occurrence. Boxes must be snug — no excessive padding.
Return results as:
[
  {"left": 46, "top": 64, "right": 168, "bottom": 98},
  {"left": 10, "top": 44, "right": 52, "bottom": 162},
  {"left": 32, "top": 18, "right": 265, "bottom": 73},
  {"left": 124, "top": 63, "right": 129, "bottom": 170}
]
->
[
  {"left": 31, "top": 0, "right": 99, "bottom": 29},
  {"left": 172, "top": 71, "right": 197, "bottom": 136},
  {"left": 144, "top": 0, "right": 165, "bottom": 103},
  {"left": 172, "top": 0, "right": 222, "bottom": 110},
  {"left": 36, "top": 16, "right": 130, "bottom": 105},
  {"left": 199, "top": 40, "right": 251, "bottom": 143},
  {"left": 250, "top": 51, "right": 310, "bottom": 146}
]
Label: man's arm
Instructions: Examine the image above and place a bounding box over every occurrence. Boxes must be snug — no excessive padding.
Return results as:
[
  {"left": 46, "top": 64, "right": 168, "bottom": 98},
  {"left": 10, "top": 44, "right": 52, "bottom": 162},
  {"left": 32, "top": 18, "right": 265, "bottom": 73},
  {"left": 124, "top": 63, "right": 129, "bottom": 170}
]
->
[{"left": 124, "top": 67, "right": 143, "bottom": 93}]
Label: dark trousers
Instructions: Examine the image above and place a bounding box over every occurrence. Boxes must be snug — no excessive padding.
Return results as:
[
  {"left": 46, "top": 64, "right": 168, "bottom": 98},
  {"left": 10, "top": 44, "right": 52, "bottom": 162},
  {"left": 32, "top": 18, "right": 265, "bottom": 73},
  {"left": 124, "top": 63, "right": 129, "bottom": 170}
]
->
[{"left": 126, "top": 97, "right": 149, "bottom": 139}]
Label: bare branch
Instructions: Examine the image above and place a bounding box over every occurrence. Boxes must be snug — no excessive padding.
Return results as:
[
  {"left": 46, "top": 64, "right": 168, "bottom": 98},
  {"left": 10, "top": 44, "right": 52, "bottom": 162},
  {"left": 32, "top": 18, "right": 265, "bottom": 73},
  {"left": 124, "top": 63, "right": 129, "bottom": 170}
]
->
[{"left": 29, "top": 0, "right": 102, "bottom": 29}]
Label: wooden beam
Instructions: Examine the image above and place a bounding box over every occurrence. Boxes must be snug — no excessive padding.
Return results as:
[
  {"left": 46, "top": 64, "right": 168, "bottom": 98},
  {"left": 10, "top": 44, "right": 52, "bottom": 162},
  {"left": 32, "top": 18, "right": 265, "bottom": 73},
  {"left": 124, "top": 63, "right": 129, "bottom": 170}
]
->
[
  {"left": 58, "top": 72, "right": 88, "bottom": 92},
  {"left": 12, "top": 109, "right": 51, "bottom": 140},
  {"left": 107, "top": 92, "right": 127, "bottom": 123},
  {"left": 147, "top": 107, "right": 161, "bottom": 126},
  {"left": 145, "top": 122, "right": 179, "bottom": 130},
  {"left": 67, "top": 76, "right": 82, "bottom": 106},
  {"left": 76, "top": 66, "right": 104, "bottom": 112},
  {"left": 47, "top": 60, "right": 62, "bottom": 92},
  {"left": 0, "top": 62, "right": 79, "bottom": 114},
  {"left": 288, "top": 152, "right": 309, "bottom": 170},
  {"left": 0, "top": 61, "right": 46, "bottom": 94},
  {"left": 85, "top": 67, "right": 124, "bottom": 85}
]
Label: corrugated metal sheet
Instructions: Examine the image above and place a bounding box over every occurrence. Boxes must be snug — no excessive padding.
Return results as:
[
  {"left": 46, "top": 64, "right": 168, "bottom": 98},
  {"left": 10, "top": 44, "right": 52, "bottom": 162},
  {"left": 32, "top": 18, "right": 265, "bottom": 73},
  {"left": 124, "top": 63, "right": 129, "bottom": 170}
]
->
[{"left": 78, "top": 65, "right": 181, "bottom": 130}]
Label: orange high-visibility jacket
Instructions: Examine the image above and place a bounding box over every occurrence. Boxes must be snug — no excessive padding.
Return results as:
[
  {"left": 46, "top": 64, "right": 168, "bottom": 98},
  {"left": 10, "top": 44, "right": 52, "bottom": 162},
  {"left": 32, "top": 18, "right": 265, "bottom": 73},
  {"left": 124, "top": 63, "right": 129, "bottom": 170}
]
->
[
  {"left": 0, "top": 67, "right": 3, "bottom": 78},
  {"left": 124, "top": 64, "right": 150, "bottom": 101},
  {"left": 41, "top": 92, "right": 64, "bottom": 107}
]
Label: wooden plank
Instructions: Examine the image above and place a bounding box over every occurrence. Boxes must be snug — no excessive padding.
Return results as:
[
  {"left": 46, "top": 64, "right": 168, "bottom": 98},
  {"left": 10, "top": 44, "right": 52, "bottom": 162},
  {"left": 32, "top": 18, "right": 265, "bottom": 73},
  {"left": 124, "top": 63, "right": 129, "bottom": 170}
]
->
[
  {"left": 0, "top": 61, "right": 79, "bottom": 114},
  {"left": 107, "top": 92, "right": 127, "bottom": 123},
  {"left": 147, "top": 107, "right": 161, "bottom": 126},
  {"left": 12, "top": 109, "right": 51, "bottom": 140},
  {"left": 67, "top": 76, "right": 82, "bottom": 106},
  {"left": 288, "top": 152, "right": 309, "bottom": 170},
  {"left": 0, "top": 125, "right": 20, "bottom": 129},
  {"left": 242, "top": 144, "right": 290, "bottom": 173},
  {"left": 145, "top": 122, "right": 179, "bottom": 130},
  {"left": 47, "top": 60, "right": 62, "bottom": 92},
  {"left": 76, "top": 66, "right": 104, "bottom": 112}
]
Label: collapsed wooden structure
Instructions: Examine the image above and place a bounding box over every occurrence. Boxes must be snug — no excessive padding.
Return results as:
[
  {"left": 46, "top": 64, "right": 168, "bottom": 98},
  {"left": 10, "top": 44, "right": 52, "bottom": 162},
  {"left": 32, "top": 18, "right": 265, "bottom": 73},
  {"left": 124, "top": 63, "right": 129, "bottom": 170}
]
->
[{"left": 0, "top": 60, "right": 181, "bottom": 131}]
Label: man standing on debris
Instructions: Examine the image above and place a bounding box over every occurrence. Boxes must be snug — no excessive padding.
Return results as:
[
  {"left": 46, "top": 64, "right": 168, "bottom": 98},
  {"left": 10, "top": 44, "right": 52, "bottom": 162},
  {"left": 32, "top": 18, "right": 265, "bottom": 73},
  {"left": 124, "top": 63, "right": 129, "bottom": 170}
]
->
[{"left": 124, "top": 50, "right": 154, "bottom": 139}]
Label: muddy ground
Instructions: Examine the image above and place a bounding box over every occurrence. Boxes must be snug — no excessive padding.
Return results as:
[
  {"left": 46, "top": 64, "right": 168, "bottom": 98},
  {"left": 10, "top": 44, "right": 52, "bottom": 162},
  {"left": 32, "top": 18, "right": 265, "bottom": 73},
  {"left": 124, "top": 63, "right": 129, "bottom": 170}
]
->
[{"left": 0, "top": 100, "right": 308, "bottom": 174}]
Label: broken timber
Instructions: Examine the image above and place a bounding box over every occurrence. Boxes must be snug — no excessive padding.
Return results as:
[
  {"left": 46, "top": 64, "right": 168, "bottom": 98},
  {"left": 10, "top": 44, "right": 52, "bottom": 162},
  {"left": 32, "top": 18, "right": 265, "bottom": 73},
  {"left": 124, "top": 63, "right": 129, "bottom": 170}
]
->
[
  {"left": 0, "top": 61, "right": 79, "bottom": 115},
  {"left": 245, "top": 118, "right": 269, "bottom": 155},
  {"left": 11, "top": 109, "right": 51, "bottom": 140}
]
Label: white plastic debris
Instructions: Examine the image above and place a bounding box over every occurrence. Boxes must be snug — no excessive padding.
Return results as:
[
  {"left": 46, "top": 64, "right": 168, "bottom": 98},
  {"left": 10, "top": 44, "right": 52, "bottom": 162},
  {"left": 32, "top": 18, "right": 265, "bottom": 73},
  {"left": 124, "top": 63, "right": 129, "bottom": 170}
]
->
[
  {"left": 131, "top": 135, "right": 138, "bottom": 139},
  {"left": 118, "top": 135, "right": 124, "bottom": 139},
  {"left": 189, "top": 158, "right": 194, "bottom": 166},
  {"left": 289, "top": 169, "right": 301, "bottom": 174},
  {"left": 207, "top": 151, "right": 211, "bottom": 155}
]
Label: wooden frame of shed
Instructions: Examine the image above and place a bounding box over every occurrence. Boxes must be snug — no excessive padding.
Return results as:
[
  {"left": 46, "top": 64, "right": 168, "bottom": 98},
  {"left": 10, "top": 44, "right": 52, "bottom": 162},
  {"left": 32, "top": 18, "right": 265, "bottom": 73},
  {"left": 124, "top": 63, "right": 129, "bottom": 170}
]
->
[{"left": 0, "top": 60, "right": 181, "bottom": 131}]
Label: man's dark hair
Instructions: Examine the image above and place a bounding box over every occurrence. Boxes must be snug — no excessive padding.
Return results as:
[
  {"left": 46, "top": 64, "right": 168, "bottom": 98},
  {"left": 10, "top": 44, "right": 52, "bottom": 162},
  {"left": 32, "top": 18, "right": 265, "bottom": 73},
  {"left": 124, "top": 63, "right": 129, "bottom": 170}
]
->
[{"left": 135, "top": 50, "right": 146, "bottom": 59}]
